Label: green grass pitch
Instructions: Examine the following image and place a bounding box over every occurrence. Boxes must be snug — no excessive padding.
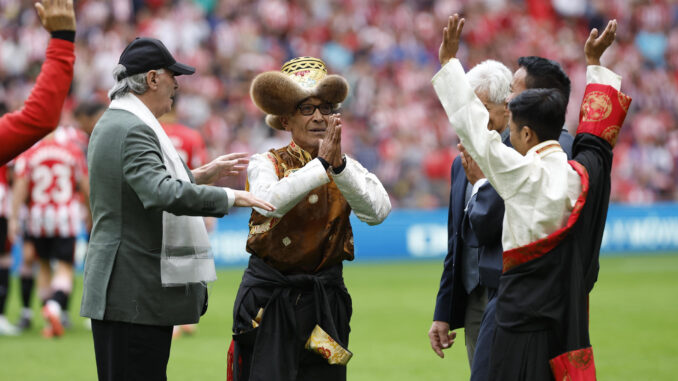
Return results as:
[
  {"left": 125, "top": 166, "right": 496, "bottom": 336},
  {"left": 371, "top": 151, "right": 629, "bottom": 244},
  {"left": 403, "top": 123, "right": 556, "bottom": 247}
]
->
[{"left": 1, "top": 254, "right": 677, "bottom": 380}]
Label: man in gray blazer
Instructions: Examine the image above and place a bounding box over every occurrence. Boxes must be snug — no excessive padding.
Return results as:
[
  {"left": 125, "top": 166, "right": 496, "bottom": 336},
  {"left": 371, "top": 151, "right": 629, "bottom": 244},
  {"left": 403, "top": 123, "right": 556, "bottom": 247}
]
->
[{"left": 81, "top": 37, "right": 274, "bottom": 381}]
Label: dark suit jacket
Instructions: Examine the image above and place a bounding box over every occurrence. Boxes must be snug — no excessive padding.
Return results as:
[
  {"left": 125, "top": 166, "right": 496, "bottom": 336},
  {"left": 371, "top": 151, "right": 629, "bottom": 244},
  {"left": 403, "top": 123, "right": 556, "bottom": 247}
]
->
[{"left": 434, "top": 129, "right": 573, "bottom": 329}]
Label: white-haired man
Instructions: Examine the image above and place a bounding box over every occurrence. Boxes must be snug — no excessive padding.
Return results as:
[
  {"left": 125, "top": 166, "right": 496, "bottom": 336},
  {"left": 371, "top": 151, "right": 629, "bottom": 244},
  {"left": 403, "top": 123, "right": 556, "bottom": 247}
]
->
[{"left": 428, "top": 59, "right": 512, "bottom": 368}]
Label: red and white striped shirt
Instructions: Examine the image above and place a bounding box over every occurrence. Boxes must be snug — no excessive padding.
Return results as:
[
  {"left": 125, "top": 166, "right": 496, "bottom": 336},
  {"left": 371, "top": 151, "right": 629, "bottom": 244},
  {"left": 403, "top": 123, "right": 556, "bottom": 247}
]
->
[
  {"left": 14, "top": 138, "right": 87, "bottom": 238},
  {"left": 0, "top": 165, "right": 9, "bottom": 218}
]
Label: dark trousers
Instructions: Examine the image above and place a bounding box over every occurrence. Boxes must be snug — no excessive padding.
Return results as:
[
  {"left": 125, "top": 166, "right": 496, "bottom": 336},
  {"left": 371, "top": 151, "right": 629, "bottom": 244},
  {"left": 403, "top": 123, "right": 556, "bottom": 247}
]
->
[
  {"left": 470, "top": 289, "right": 497, "bottom": 381},
  {"left": 91, "top": 319, "right": 173, "bottom": 381}
]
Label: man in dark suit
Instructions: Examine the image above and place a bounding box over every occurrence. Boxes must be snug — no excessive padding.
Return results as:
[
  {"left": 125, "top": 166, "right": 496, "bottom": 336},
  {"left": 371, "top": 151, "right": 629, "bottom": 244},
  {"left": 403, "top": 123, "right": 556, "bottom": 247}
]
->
[{"left": 428, "top": 59, "right": 513, "bottom": 366}]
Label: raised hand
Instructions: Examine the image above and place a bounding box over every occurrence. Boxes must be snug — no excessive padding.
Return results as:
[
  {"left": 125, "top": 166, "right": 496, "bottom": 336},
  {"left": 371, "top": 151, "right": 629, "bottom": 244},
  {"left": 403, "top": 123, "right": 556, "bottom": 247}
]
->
[
  {"left": 35, "top": 0, "right": 76, "bottom": 33},
  {"left": 459, "top": 143, "right": 485, "bottom": 185},
  {"left": 585, "top": 19, "right": 617, "bottom": 66},
  {"left": 438, "top": 13, "right": 465, "bottom": 66},
  {"left": 317, "top": 114, "right": 343, "bottom": 168},
  {"left": 233, "top": 190, "right": 276, "bottom": 211},
  {"left": 192, "top": 152, "right": 250, "bottom": 185}
]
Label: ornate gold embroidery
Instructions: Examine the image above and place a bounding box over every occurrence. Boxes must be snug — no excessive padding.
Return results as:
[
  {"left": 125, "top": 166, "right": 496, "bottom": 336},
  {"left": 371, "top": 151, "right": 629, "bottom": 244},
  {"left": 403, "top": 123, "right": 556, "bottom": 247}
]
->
[
  {"left": 601, "top": 125, "right": 621, "bottom": 147},
  {"left": 618, "top": 92, "right": 631, "bottom": 113},
  {"left": 581, "top": 91, "right": 612, "bottom": 122},
  {"left": 249, "top": 217, "right": 280, "bottom": 235},
  {"left": 305, "top": 325, "right": 353, "bottom": 365},
  {"left": 567, "top": 348, "right": 593, "bottom": 369},
  {"left": 251, "top": 307, "right": 264, "bottom": 328},
  {"left": 287, "top": 143, "right": 313, "bottom": 166},
  {"left": 281, "top": 57, "right": 328, "bottom": 90}
]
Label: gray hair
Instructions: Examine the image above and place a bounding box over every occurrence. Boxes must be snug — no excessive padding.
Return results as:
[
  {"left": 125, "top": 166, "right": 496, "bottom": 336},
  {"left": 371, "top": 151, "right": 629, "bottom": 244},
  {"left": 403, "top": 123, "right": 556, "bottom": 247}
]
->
[
  {"left": 466, "top": 60, "right": 512, "bottom": 105},
  {"left": 108, "top": 65, "right": 165, "bottom": 100}
]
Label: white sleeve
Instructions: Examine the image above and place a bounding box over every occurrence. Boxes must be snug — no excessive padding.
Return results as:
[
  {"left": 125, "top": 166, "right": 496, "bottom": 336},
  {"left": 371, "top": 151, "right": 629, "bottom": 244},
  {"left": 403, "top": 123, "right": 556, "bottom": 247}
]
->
[
  {"left": 431, "top": 59, "right": 531, "bottom": 200},
  {"left": 247, "top": 152, "right": 330, "bottom": 218},
  {"left": 586, "top": 65, "right": 622, "bottom": 90},
  {"left": 330, "top": 156, "right": 391, "bottom": 225}
]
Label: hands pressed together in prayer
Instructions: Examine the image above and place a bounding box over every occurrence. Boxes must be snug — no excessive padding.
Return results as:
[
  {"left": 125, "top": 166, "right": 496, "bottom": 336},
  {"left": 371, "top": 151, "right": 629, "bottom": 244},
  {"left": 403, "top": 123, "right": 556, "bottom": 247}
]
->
[{"left": 318, "top": 114, "right": 344, "bottom": 169}]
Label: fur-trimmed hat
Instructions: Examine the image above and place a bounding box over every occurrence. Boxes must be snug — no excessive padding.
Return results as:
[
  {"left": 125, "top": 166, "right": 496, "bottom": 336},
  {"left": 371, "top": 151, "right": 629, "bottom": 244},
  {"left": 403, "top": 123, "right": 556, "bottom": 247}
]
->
[{"left": 250, "top": 57, "right": 349, "bottom": 130}]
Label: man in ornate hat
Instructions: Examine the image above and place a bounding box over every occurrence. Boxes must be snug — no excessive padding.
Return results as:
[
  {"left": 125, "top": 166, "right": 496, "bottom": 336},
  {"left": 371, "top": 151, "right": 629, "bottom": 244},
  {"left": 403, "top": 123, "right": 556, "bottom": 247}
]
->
[{"left": 228, "top": 57, "right": 391, "bottom": 381}]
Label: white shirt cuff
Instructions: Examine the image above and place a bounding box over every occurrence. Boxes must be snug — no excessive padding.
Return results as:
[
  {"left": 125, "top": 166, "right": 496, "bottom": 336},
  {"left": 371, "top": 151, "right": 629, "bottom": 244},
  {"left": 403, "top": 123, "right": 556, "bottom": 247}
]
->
[
  {"left": 586, "top": 65, "right": 621, "bottom": 90},
  {"left": 471, "top": 178, "right": 488, "bottom": 197},
  {"left": 223, "top": 187, "right": 235, "bottom": 209},
  {"left": 464, "top": 178, "right": 487, "bottom": 211}
]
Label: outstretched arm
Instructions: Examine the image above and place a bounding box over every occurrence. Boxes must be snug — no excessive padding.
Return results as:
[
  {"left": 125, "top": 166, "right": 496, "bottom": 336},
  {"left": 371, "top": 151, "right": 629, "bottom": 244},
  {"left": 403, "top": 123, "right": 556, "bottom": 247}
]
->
[
  {"left": 432, "top": 14, "right": 529, "bottom": 201},
  {"left": 0, "top": 0, "right": 76, "bottom": 165},
  {"left": 574, "top": 19, "right": 630, "bottom": 183}
]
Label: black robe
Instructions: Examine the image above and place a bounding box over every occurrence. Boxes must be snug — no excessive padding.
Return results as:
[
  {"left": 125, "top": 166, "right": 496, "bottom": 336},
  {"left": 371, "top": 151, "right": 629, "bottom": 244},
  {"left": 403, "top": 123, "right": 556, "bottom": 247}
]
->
[
  {"left": 228, "top": 256, "right": 352, "bottom": 381},
  {"left": 489, "top": 83, "right": 632, "bottom": 380}
]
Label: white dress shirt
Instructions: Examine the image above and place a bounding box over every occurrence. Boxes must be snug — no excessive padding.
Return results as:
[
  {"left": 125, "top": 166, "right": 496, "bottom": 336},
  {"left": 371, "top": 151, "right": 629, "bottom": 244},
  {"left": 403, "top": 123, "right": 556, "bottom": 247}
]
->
[
  {"left": 247, "top": 147, "right": 391, "bottom": 225},
  {"left": 432, "top": 59, "right": 621, "bottom": 251}
]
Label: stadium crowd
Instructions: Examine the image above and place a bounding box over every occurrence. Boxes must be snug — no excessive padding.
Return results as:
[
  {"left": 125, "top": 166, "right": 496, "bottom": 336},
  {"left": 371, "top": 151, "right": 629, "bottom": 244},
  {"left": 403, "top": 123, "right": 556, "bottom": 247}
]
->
[{"left": 1, "top": 0, "right": 677, "bottom": 207}]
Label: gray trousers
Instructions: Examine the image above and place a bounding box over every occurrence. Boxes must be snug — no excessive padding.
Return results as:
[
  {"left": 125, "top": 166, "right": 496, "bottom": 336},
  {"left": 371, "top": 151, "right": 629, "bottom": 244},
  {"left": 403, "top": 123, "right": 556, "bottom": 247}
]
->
[{"left": 464, "top": 286, "right": 488, "bottom": 366}]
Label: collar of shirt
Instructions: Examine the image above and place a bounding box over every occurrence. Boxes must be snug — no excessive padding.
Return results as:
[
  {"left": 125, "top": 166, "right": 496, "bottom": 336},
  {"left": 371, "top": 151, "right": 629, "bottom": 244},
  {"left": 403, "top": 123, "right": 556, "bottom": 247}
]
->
[{"left": 527, "top": 140, "right": 563, "bottom": 158}]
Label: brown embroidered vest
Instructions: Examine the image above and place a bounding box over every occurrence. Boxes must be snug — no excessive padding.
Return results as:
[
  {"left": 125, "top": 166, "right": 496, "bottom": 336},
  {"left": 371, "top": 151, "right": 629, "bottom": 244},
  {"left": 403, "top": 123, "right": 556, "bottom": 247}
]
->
[{"left": 246, "top": 142, "right": 354, "bottom": 274}]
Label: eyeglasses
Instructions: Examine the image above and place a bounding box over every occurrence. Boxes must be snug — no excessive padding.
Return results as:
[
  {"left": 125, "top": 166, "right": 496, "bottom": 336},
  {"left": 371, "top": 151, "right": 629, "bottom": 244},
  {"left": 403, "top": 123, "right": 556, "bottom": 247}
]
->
[{"left": 297, "top": 103, "right": 335, "bottom": 116}]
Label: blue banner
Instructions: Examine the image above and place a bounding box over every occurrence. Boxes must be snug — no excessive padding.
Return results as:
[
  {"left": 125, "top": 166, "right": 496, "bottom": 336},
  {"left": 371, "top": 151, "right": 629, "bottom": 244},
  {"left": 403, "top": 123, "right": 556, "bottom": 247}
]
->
[
  {"left": 13, "top": 203, "right": 678, "bottom": 270},
  {"left": 206, "top": 203, "right": 678, "bottom": 266},
  {"left": 601, "top": 203, "right": 678, "bottom": 253}
]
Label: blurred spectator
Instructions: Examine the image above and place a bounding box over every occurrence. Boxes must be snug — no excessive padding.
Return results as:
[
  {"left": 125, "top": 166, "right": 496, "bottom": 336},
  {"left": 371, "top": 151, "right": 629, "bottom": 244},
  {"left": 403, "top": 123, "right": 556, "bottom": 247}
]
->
[{"left": 2, "top": 0, "right": 676, "bottom": 206}]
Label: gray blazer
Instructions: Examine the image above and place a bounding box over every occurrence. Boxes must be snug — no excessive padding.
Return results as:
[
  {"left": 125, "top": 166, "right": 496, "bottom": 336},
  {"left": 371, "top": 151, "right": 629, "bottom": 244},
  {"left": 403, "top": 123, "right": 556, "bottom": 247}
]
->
[{"left": 80, "top": 109, "right": 230, "bottom": 326}]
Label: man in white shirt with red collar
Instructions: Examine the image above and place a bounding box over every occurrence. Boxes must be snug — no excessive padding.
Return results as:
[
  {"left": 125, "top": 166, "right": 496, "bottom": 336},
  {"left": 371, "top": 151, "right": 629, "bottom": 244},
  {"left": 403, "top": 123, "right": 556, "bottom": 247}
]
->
[{"left": 432, "top": 15, "right": 631, "bottom": 380}]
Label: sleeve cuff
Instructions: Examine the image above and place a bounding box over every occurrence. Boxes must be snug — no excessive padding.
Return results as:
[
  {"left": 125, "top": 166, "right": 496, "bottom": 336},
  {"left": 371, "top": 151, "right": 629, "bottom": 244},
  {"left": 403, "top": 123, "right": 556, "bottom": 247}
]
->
[
  {"left": 586, "top": 65, "right": 621, "bottom": 90},
  {"left": 332, "top": 156, "right": 347, "bottom": 174},
  {"left": 51, "top": 30, "right": 76, "bottom": 42},
  {"left": 317, "top": 157, "right": 330, "bottom": 170},
  {"left": 223, "top": 187, "right": 235, "bottom": 209},
  {"left": 471, "top": 178, "right": 488, "bottom": 196},
  {"left": 464, "top": 178, "right": 487, "bottom": 212}
]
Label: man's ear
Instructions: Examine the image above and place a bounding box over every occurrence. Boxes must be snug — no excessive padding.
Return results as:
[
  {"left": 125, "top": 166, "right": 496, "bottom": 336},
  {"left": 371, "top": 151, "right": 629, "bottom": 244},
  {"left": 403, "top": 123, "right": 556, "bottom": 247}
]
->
[
  {"left": 146, "top": 70, "right": 158, "bottom": 89},
  {"left": 523, "top": 126, "right": 539, "bottom": 143}
]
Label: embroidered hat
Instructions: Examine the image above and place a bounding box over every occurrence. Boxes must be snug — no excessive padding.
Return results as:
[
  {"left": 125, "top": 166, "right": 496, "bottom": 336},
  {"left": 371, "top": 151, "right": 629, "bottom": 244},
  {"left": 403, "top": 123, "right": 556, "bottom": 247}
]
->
[
  {"left": 250, "top": 57, "right": 349, "bottom": 130},
  {"left": 117, "top": 37, "right": 195, "bottom": 79}
]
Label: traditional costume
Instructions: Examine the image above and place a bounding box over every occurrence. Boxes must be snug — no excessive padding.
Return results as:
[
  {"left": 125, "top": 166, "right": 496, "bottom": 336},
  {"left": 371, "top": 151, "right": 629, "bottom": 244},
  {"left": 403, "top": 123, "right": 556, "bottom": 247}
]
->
[
  {"left": 432, "top": 59, "right": 630, "bottom": 380},
  {"left": 228, "top": 57, "right": 391, "bottom": 381}
]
